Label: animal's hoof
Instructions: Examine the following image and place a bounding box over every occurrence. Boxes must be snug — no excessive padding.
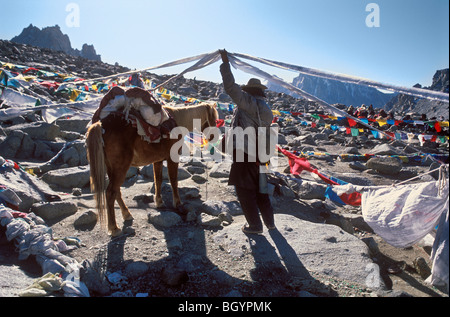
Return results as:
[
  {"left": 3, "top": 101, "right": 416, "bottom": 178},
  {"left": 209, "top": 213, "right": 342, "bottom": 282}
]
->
[
  {"left": 109, "top": 228, "right": 123, "bottom": 237},
  {"left": 123, "top": 214, "right": 134, "bottom": 221}
]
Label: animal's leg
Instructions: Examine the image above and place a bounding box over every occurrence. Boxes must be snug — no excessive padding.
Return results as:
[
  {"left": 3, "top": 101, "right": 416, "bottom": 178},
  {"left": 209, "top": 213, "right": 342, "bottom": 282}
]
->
[
  {"left": 117, "top": 192, "right": 133, "bottom": 221},
  {"left": 153, "top": 161, "right": 164, "bottom": 208},
  {"left": 106, "top": 181, "right": 122, "bottom": 237},
  {"left": 105, "top": 164, "right": 131, "bottom": 237},
  {"left": 167, "top": 159, "right": 181, "bottom": 208}
]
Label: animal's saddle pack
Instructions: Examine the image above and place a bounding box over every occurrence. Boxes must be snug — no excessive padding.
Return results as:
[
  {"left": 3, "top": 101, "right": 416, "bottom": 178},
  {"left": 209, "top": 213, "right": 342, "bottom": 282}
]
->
[{"left": 92, "top": 86, "right": 177, "bottom": 143}]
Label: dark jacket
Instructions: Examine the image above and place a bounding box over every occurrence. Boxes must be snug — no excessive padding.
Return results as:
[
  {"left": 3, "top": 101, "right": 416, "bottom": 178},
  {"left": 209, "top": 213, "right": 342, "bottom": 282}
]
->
[{"left": 220, "top": 62, "right": 273, "bottom": 189}]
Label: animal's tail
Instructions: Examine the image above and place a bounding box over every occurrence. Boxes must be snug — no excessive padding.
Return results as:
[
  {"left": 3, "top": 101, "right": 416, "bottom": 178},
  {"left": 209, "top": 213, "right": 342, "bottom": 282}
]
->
[{"left": 86, "top": 122, "right": 107, "bottom": 229}]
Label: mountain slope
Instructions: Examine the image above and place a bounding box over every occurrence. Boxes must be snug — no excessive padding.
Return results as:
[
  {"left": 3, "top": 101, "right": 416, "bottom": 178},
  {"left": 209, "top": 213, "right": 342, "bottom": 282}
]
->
[{"left": 267, "top": 72, "right": 396, "bottom": 109}]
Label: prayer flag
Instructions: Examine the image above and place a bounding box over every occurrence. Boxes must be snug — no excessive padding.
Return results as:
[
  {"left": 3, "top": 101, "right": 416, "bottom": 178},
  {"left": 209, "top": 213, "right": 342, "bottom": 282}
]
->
[{"left": 348, "top": 118, "right": 357, "bottom": 127}]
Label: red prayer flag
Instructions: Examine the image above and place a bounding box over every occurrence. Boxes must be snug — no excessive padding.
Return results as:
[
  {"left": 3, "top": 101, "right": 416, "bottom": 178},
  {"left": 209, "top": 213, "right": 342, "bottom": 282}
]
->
[
  {"left": 215, "top": 119, "right": 225, "bottom": 128},
  {"left": 348, "top": 118, "right": 357, "bottom": 127},
  {"left": 435, "top": 122, "right": 442, "bottom": 133}
]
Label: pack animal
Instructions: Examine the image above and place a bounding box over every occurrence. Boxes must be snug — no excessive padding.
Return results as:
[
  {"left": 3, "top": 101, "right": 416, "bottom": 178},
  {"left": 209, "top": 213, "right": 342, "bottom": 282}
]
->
[{"left": 86, "top": 95, "right": 218, "bottom": 237}]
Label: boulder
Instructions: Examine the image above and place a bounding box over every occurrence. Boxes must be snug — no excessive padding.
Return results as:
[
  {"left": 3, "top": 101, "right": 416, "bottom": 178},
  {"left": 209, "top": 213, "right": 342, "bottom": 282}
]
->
[
  {"left": 147, "top": 210, "right": 182, "bottom": 228},
  {"left": 366, "top": 157, "right": 403, "bottom": 175},
  {"left": 0, "top": 130, "right": 26, "bottom": 158},
  {"left": 0, "top": 158, "right": 61, "bottom": 211},
  {"left": 209, "top": 162, "right": 231, "bottom": 178},
  {"left": 74, "top": 210, "right": 98, "bottom": 228},
  {"left": 214, "top": 214, "right": 385, "bottom": 290},
  {"left": 4, "top": 122, "right": 60, "bottom": 141},
  {"left": 41, "top": 166, "right": 90, "bottom": 188},
  {"left": 201, "top": 200, "right": 242, "bottom": 216},
  {"left": 371, "top": 143, "right": 404, "bottom": 156},
  {"left": 30, "top": 201, "right": 78, "bottom": 221}
]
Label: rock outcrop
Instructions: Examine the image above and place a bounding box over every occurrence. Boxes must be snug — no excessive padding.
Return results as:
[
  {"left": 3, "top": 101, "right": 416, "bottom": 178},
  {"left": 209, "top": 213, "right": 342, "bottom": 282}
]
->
[{"left": 11, "top": 24, "right": 101, "bottom": 62}]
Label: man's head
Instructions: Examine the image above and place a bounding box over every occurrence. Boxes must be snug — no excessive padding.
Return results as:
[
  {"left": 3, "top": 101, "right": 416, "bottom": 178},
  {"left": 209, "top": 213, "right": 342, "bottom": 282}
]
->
[{"left": 242, "top": 78, "right": 267, "bottom": 97}]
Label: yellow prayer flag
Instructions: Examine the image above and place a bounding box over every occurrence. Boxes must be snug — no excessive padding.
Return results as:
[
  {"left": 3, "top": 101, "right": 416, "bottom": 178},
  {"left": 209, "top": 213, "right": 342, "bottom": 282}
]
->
[
  {"left": 23, "top": 76, "right": 37, "bottom": 82},
  {"left": 377, "top": 120, "right": 387, "bottom": 126},
  {"left": 70, "top": 89, "right": 80, "bottom": 101}
]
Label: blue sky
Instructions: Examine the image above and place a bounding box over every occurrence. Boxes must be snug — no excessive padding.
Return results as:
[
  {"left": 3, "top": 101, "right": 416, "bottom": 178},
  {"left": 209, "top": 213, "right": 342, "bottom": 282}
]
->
[{"left": 1, "top": 0, "right": 449, "bottom": 88}]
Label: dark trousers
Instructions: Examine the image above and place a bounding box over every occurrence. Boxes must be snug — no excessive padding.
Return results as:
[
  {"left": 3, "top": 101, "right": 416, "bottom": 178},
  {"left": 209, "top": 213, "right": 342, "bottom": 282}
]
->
[{"left": 235, "top": 186, "right": 274, "bottom": 230}]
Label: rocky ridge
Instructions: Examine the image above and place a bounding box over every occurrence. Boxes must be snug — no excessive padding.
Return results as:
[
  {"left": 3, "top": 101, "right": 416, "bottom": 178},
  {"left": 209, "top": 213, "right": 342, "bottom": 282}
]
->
[
  {"left": 384, "top": 68, "right": 449, "bottom": 120},
  {"left": 1, "top": 40, "right": 449, "bottom": 298},
  {"left": 12, "top": 24, "right": 102, "bottom": 62}
]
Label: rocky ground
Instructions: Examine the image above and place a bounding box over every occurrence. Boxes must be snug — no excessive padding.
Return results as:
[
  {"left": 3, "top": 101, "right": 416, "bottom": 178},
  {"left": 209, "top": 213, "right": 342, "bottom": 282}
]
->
[
  {"left": 1, "top": 118, "right": 448, "bottom": 299},
  {"left": 1, "top": 40, "right": 449, "bottom": 298}
]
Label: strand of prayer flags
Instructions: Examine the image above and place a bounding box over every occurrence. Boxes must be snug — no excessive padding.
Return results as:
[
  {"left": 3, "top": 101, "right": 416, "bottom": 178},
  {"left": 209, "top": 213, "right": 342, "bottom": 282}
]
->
[
  {"left": 289, "top": 149, "right": 448, "bottom": 164},
  {"left": 1, "top": 60, "right": 449, "bottom": 146}
]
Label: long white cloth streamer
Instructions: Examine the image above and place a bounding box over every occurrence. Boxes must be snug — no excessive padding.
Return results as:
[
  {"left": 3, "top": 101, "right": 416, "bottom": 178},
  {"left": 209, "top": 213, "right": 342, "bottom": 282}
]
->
[
  {"left": 1, "top": 49, "right": 448, "bottom": 128},
  {"left": 232, "top": 52, "right": 449, "bottom": 103}
]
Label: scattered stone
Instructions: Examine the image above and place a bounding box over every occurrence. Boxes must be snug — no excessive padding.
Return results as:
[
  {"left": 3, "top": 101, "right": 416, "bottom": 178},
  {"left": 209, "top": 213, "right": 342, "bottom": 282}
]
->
[
  {"left": 30, "top": 201, "right": 78, "bottom": 221},
  {"left": 209, "top": 162, "right": 231, "bottom": 178},
  {"left": 293, "top": 180, "right": 327, "bottom": 200},
  {"left": 366, "top": 157, "right": 403, "bottom": 175},
  {"left": 201, "top": 200, "right": 242, "bottom": 216},
  {"left": 41, "top": 166, "right": 90, "bottom": 188},
  {"left": 413, "top": 257, "right": 432, "bottom": 280},
  {"left": 349, "top": 161, "right": 368, "bottom": 171},
  {"left": 147, "top": 210, "right": 182, "bottom": 228},
  {"left": 74, "top": 210, "right": 98, "bottom": 228},
  {"left": 279, "top": 184, "right": 296, "bottom": 198},
  {"left": 198, "top": 213, "right": 223, "bottom": 227},
  {"left": 192, "top": 174, "right": 208, "bottom": 184},
  {"left": 125, "top": 261, "right": 149, "bottom": 279},
  {"left": 133, "top": 194, "right": 154, "bottom": 204},
  {"left": 4, "top": 122, "right": 60, "bottom": 141},
  {"left": 371, "top": 143, "right": 404, "bottom": 156}
]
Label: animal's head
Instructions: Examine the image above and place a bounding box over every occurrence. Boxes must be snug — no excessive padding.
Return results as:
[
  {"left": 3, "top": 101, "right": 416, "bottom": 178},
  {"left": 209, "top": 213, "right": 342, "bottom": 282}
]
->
[
  {"left": 206, "top": 103, "right": 219, "bottom": 129},
  {"left": 201, "top": 102, "right": 219, "bottom": 142}
]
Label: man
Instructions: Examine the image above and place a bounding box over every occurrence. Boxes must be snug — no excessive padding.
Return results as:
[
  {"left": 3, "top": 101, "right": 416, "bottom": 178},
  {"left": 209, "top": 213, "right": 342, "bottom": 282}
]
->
[{"left": 219, "top": 49, "right": 275, "bottom": 234}]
